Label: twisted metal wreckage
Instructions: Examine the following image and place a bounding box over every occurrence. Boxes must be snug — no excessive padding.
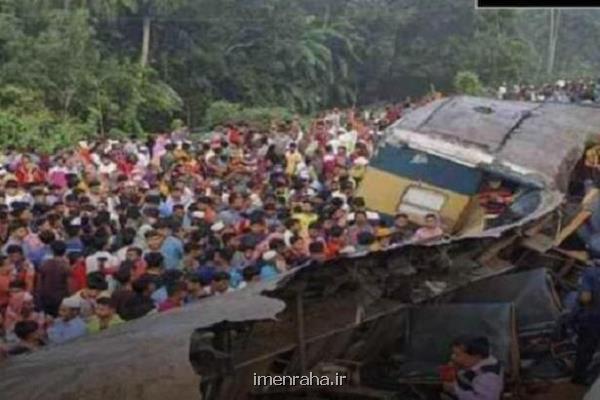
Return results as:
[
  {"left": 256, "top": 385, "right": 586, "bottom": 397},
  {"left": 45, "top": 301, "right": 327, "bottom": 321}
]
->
[{"left": 2, "top": 96, "right": 600, "bottom": 400}]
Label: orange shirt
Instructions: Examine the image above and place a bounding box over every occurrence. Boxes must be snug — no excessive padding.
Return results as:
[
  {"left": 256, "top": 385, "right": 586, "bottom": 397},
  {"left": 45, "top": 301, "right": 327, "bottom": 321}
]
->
[{"left": 325, "top": 241, "right": 342, "bottom": 260}]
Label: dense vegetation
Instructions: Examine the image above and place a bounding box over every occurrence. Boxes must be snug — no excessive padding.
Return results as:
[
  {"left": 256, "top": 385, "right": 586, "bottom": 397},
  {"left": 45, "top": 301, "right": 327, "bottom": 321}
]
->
[{"left": 0, "top": 0, "right": 599, "bottom": 149}]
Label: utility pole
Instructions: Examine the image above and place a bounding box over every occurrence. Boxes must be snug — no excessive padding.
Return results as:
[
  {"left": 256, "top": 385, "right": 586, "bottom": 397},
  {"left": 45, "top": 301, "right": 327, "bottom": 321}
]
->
[{"left": 547, "top": 8, "right": 561, "bottom": 77}]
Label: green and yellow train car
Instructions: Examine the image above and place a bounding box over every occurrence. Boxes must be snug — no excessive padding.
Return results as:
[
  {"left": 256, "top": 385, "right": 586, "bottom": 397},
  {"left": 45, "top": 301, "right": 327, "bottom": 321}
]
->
[{"left": 357, "top": 144, "right": 484, "bottom": 234}]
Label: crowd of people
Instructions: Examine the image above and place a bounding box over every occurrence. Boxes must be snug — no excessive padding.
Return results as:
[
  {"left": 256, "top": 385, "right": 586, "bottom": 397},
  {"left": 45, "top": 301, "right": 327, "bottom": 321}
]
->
[
  {"left": 0, "top": 102, "right": 453, "bottom": 359},
  {"left": 497, "top": 78, "right": 599, "bottom": 104}
]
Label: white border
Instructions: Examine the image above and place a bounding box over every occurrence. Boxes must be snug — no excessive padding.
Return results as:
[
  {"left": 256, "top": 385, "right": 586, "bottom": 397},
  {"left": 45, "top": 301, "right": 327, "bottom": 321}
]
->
[{"left": 474, "top": 0, "right": 600, "bottom": 9}]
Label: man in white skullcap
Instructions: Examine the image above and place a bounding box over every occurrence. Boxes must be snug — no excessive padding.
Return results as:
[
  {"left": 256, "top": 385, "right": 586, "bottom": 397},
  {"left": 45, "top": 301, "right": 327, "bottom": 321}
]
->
[{"left": 47, "top": 296, "right": 87, "bottom": 345}]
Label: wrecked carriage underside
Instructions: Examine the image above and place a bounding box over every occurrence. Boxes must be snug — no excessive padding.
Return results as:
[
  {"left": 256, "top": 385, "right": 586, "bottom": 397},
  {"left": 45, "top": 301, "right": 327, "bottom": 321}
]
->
[
  {"left": 0, "top": 228, "right": 553, "bottom": 400},
  {"left": 190, "top": 231, "right": 560, "bottom": 400}
]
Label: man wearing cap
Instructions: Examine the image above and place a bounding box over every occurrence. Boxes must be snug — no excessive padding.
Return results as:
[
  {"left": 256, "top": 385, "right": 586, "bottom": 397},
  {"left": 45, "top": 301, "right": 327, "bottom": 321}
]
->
[{"left": 47, "top": 296, "right": 87, "bottom": 345}]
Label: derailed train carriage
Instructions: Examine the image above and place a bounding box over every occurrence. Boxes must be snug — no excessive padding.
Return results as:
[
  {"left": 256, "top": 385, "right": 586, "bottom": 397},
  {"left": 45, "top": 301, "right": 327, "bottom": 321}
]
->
[
  {"left": 2, "top": 97, "right": 600, "bottom": 400},
  {"left": 358, "top": 96, "right": 594, "bottom": 233}
]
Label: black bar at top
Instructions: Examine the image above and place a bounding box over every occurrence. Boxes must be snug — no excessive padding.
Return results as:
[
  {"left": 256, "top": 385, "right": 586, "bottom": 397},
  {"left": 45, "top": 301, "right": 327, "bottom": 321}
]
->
[{"left": 478, "top": 0, "right": 600, "bottom": 7}]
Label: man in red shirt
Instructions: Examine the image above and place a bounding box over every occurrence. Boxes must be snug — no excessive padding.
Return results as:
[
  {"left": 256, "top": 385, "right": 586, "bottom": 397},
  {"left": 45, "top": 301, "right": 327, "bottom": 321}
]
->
[
  {"left": 227, "top": 124, "right": 243, "bottom": 146},
  {"left": 0, "top": 255, "right": 11, "bottom": 311},
  {"left": 15, "top": 155, "right": 45, "bottom": 186},
  {"left": 325, "top": 225, "right": 347, "bottom": 260}
]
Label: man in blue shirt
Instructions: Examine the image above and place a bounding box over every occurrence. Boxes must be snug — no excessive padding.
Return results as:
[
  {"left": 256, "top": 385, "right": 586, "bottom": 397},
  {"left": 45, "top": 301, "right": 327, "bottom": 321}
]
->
[
  {"left": 573, "top": 259, "right": 600, "bottom": 384},
  {"left": 259, "top": 250, "right": 280, "bottom": 281},
  {"left": 155, "top": 221, "right": 184, "bottom": 271},
  {"left": 64, "top": 222, "right": 84, "bottom": 255},
  {"left": 47, "top": 296, "right": 87, "bottom": 345},
  {"left": 212, "top": 248, "right": 242, "bottom": 288}
]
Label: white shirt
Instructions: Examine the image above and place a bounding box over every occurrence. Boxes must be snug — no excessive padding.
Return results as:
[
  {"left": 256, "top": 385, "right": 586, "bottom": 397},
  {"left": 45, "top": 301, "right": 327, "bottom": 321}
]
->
[
  {"left": 136, "top": 152, "right": 150, "bottom": 168},
  {"left": 98, "top": 162, "right": 117, "bottom": 175},
  {"left": 339, "top": 130, "right": 358, "bottom": 152},
  {"left": 5, "top": 192, "right": 33, "bottom": 207},
  {"left": 48, "top": 166, "right": 69, "bottom": 175},
  {"left": 116, "top": 246, "right": 129, "bottom": 262},
  {"left": 327, "top": 138, "right": 341, "bottom": 153},
  {"left": 85, "top": 251, "right": 120, "bottom": 275},
  {"left": 326, "top": 112, "right": 341, "bottom": 129}
]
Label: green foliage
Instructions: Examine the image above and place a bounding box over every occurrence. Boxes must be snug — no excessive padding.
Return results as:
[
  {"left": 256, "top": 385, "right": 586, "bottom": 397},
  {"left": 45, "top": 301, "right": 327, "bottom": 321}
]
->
[
  {"left": 0, "top": 110, "right": 89, "bottom": 153},
  {"left": 204, "top": 101, "right": 242, "bottom": 128},
  {"left": 454, "top": 71, "right": 484, "bottom": 96},
  {"left": 0, "top": 0, "right": 597, "bottom": 149},
  {"left": 0, "top": 85, "right": 88, "bottom": 152},
  {"left": 237, "top": 107, "right": 293, "bottom": 130},
  {"left": 204, "top": 101, "right": 292, "bottom": 129},
  {"left": 89, "top": 61, "right": 182, "bottom": 135}
]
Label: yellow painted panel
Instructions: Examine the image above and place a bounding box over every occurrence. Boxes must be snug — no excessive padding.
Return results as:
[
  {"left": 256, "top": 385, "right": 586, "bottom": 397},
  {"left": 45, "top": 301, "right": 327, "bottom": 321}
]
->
[
  {"left": 356, "top": 167, "right": 471, "bottom": 229},
  {"left": 355, "top": 168, "right": 406, "bottom": 215}
]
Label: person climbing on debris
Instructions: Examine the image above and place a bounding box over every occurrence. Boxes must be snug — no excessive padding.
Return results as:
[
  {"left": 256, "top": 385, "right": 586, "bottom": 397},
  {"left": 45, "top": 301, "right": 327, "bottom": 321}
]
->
[
  {"left": 442, "top": 336, "right": 504, "bottom": 400},
  {"left": 585, "top": 143, "right": 600, "bottom": 184},
  {"left": 572, "top": 258, "right": 600, "bottom": 385}
]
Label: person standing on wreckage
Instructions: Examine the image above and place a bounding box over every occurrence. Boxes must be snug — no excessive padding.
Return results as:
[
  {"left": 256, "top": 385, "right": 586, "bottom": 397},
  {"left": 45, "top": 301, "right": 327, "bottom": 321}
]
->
[{"left": 572, "top": 257, "right": 600, "bottom": 385}]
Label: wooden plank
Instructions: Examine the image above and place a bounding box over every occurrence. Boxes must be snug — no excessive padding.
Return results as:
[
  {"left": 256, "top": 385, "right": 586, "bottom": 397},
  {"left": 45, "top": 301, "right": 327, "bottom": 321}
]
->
[
  {"left": 477, "top": 235, "right": 518, "bottom": 264},
  {"left": 521, "top": 234, "right": 554, "bottom": 253},
  {"left": 553, "top": 248, "right": 590, "bottom": 263},
  {"left": 524, "top": 214, "right": 554, "bottom": 237},
  {"left": 519, "top": 215, "right": 556, "bottom": 253},
  {"left": 553, "top": 188, "right": 599, "bottom": 246},
  {"left": 582, "top": 188, "right": 600, "bottom": 208},
  {"left": 553, "top": 210, "right": 591, "bottom": 247}
]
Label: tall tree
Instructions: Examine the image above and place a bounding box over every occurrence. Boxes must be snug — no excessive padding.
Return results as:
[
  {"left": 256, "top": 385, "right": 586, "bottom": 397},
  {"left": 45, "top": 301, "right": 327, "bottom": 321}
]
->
[{"left": 88, "top": 0, "right": 186, "bottom": 66}]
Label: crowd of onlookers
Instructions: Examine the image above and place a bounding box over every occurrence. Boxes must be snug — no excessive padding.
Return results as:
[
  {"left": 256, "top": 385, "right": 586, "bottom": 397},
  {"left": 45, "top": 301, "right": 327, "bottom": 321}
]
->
[
  {"left": 0, "top": 102, "right": 452, "bottom": 359},
  {"left": 497, "top": 78, "right": 599, "bottom": 104}
]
